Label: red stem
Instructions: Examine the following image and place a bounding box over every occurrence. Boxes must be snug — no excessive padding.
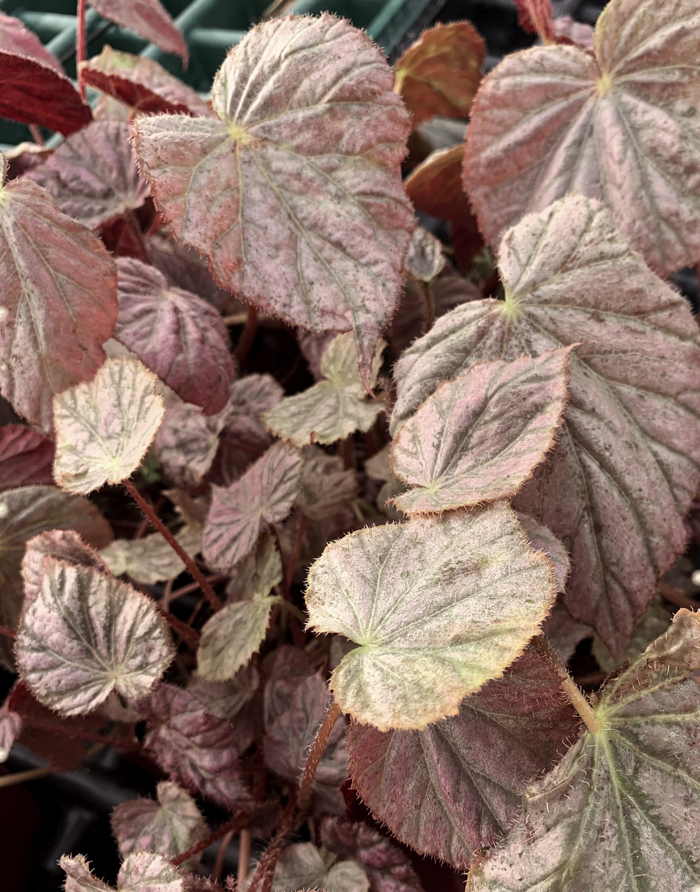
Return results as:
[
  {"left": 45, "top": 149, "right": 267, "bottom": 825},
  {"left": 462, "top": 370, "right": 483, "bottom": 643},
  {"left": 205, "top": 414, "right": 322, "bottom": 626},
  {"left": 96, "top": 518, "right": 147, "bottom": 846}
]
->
[
  {"left": 171, "top": 811, "right": 249, "bottom": 867},
  {"left": 0, "top": 624, "right": 16, "bottom": 640},
  {"left": 154, "top": 601, "right": 200, "bottom": 648},
  {"left": 235, "top": 307, "right": 258, "bottom": 367},
  {"left": 76, "top": 0, "right": 87, "bottom": 100}
]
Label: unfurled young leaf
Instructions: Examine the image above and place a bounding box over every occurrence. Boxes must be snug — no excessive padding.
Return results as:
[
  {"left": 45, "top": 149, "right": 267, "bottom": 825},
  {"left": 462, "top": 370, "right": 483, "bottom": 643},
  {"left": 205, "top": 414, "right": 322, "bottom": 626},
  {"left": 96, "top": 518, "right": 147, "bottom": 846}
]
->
[
  {"left": 391, "top": 348, "right": 571, "bottom": 514},
  {"left": 115, "top": 258, "right": 236, "bottom": 415},
  {"left": 144, "top": 683, "right": 250, "bottom": 809},
  {"left": 392, "top": 196, "right": 700, "bottom": 655},
  {"left": 405, "top": 226, "right": 445, "bottom": 283},
  {"left": 264, "top": 334, "right": 383, "bottom": 448},
  {"left": 26, "top": 122, "right": 148, "bottom": 229},
  {"left": 394, "top": 22, "right": 485, "bottom": 126},
  {"left": 264, "top": 673, "right": 348, "bottom": 815},
  {"left": 463, "top": 0, "right": 700, "bottom": 274},
  {"left": 0, "top": 12, "right": 91, "bottom": 135},
  {"left": 0, "top": 708, "right": 21, "bottom": 762},
  {"left": 0, "top": 424, "right": 54, "bottom": 490},
  {"left": 271, "top": 843, "right": 368, "bottom": 892},
  {"left": 60, "top": 851, "right": 183, "bottom": 892},
  {"left": 468, "top": 609, "right": 700, "bottom": 890},
  {"left": 81, "top": 47, "right": 210, "bottom": 116},
  {"left": 111, "top": 781, "right": 208, "bottom": 862},
  {"left": 131, "top": 14, "right": 414, "bottom": 379},
  {"left": 348, "top": 644, "right": 578, "bottom": 868},
  {"left": 16, "top": 556, "right": 173, "bottom": 715},
  {"left": 204, "top": 442, "right": 303, "bottom": 571},
  {"left": 305, "top": 503, "right": 557, "bottom": 729},
  {"left": 197, "top": 596, "right": 279, "bottom": 682},
  {"left": 88, "top": 0, "right": 187, "bottom": 63},
  {"left": 53, "top": 358, "right": 165, "bottom": 495},
  {"left": 100, "top": 524, "right": 201, "bottom": 584},
  {"left": 0, "top": 176, "right": 117, "bottom": 429},
  {"left": 297, "top": 450, "right": 358, "bottom": 522}
]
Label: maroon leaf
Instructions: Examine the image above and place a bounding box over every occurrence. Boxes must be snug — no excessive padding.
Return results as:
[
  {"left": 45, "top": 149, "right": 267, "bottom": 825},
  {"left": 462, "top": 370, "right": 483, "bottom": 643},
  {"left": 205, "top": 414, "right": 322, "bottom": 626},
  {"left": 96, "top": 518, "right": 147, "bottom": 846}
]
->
[
  {"left": 0, "top": 424, "right": 54, "bottom": 490},
  {"left": 131, "top": 14, "right": 414, "bottom": 380},
  {"left": 81, "top": 46, "right": 209, "bottom": 116},
  {"left": 262, "top": 644, "right": 315, "bottom": 728},
  {"left": 89, "top": 0, "right": 187, "bottom": 63},
  {"left": 115, "top": 258, "right": 236, "bottom": 414},
  {"left": 347, "top": 645, "right": 579, "bottom": 868},
  {"left": 144, "top": 683, "right": 251, "bottom": 809},
  {"left": 0, "top": 176, "right": 117, "bottom": 428},
  {"left": 26, "top": 121, "right": 149, "bottom": 229},
  {"left": 0, "top": 12, "right": 91, "bottom": 135}
]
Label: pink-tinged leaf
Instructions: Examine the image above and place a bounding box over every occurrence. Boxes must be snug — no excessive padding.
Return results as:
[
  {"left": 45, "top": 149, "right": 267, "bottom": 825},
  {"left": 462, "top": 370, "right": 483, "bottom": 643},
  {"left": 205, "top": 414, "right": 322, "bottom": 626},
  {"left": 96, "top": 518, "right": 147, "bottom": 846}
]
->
[
  {"left": 89, "top": 0, "right": 187, "bottom": 63},
  {"left": 348, "top": 644, "right": 579, "bottom": 869},
  {"left": 197, "top": 595, "right": 278, "bottom": 681},
  {"left": 131, "top": 14, "right": 414, "bottom": 379},
  {"left": 3, "top": 140, "right": 52, "bottom": 180},
  {"left": 60, "top": 852, "right": 184, "bottom": 892},
  {"left": 16, "top": 556, "right": 173, "bottom": 716},
  {"left": 516, "top": 513, "right": 569, "bottom": 593},
  {"left": 187, "top": 663, "right": 260, "bottom": 721},
  {"left": 392, "top": 195, "right": 700, "bottom": 655},
  {"left": 271, "top": 843, "right": 369, "bottom": 892},
  {"left": 0, "top": 424, "right": 54, "bottom": 490},
  {"left": 263, "top": 644, "right": 315, "bottom": 728},
  {"left": 592, "top": 597, "right": 671, "bottom": 673},
  {"left": 468, "top": 610, "right": 700, "bottom": 890},
  {"left": 154, "top": 398, "right": 220, "bottom": 488},
  {"left": 464, "top": 0, "right": 700, "bottom": 275},
  {"left": 100, "top": 524, "right": 201, "bottom": 585},
  {"left": 515, "top": 0, "right": 555, "bottom": 42},
  {"left": 22, "top": 529, "right": 108, "bottom": 608},
  {"left": 0, "top": 12, "right": 91, "bottom": 135},
  {"left": 297, "top": 448, "right": 358, "bottom": 522},
  {"left": 0, "top": 486, "right": 111, "bottom": 663},
  {"left": 264, "top": 673, "right": 348, "bottom": 815},
  {"left": 0, "top": 177, "right": 117, "bottom": 429},
  {"left": 81, "top": 46, "right": 209, "bottom": 116},
  {"left": 391, "top": 348, "right": 571, "bottom": 514},
  {"left": 53, "top": 357, "right": 165, "bottom": 495},
  {"left": 394, "top": 22, "right": 485, "bottom": 126},
  {"left": 305, "top": 504, "right": 557, "bottom": 730},
  {"left": 26, "top": 121, "right": 148, "bottom": 230},
  {"left": 112, "top": 781, "right": 208, "bottom": 862},
  {"left": 203, "top": 442, "right": 303, "bottom": 571},
  {"left": 115, "top": 258, "right": 236, "bottom": 415},
  {"left": 320, "top": 818, "right": 423, "bottom": 892},
  {"left": 144, "top": 683, "right": 250, "bottom": 809},
  {"left": 552, "top": 16, "right": 594, "bottom": 49},
  {"left": 0, "top": 708, "right": 21, "bottom": 762},
  {"left": 542, "top": 602, "right": 591, "bottom": 662}
]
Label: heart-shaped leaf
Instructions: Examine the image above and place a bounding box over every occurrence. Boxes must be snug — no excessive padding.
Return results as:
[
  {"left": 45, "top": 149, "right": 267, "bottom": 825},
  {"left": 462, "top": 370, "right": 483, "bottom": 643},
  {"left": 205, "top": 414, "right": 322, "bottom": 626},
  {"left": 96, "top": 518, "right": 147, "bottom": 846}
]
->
[
  {"left": 392, "top": 195, "right": 700, "bottom": 655},
  {"left": 111, "top": 780, "right": 208, "bottom": 862},
  {"left": 264, "top": 334, "right": 383, "bottom": 448},
  {"left": 197, "top": 596, "right": 279, "bottom": 681},
  {"left": 88, "top": 0, "right": 187, "bottom": 63},
  {"left": 394, "top": 21, "right": 485, "bottom": 126},
  {"left": 0, "top": 12, "right": 91, "bottom": 135},
  {"left": 81, "top": 46, "right": 210, "bottom": 116},
  {"left": 22, "top": 529, "right": 109, "bottom": 608},
  {"left": 16, "top": 556, "right": 173, "bottom": 715},
  {"left": 115, "top": 258, "right": 236, "bottom": 415},
  {"left": 0, "top": 425, "right": 54, "bottom": 490},
  {"left": 391, "top": 348, "right": 571, "bottom": 514},
  {"left": 468, "top": 609, "right": 700, "bottom": 890},
  {"left": 348, "top": 644, "right": 579, "bottom": 868},
  {"left": 0, "top": 176, "right": 117, "bottom": 429},
  {"left": 53, "top": 357, "right": 165, "bottom": 495},
  {"left": 131, "top": 14, "right": 414, "bottom": 378},
  {"left": 60, "top": 852, "right": 183, "bottom": 892},
  {"left": 26, "top": 121, "right": 148, "bottom": 229},
  {"left": 100, "top": 524, "right": 201, "bottom": 584},
  {"left": 203, "top": 442, "right": 303, "bottom": 571},
  {"left": 463, "top": 0, "right": 700, "bottom": 274},
  {"left": 271, "top": 843, "right": 368, "bottom": 892},
  {"left": 305, "top": 502, "right": 557, "bottom": 730}
]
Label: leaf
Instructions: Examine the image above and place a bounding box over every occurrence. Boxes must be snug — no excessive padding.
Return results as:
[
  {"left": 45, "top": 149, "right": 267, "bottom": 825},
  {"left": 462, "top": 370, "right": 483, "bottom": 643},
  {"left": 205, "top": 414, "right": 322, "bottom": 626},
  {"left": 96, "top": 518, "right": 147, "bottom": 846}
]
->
[
  {"left": 271, "top": 843, "right": 368, "bottom": 892},
  {"left": 394, "top": 22, "right": 485, "bottom": 126},
  {"left": 515, "top": 0, "right": 555, "bottom": 42},
  {"left": 226, "top": 532, "right": 282, "bottom": 601},
  {"left": 26, "top": 122, "right": 148, "bottom": 230},
  {"left": 463, "top": 0, "right": 700, "bottom": 275},
  {"left": 552, "top": 16, "right": 594, "bottom": 50},
  {"left": 100, "top": 525, "right": 201, "bottom": 584},
  {"left": 22, "top": 529, "right": 109, "bottom": 608},
  {"left": 197, "top": 597, "right": 279, "bottom": 681},
  {"left": 405, "top": 226, "right": 445, "bottom": 283},
  {"left": 88, "top": 0, "right": 187, "bottom": 63},
  {"left": 468, "top": 609, "right": 700, "bottom": 890},
  {"left": 111, "top": 780, "right": 208, "bottom": 862},
  {"left": 203, "top": 442, "right": 303, "bottom": 571},
  {"left": 0, "top": 176, "right": 117, "bottom": 429},
  {"left": 391, "top": 348, "right": 571, "bottom": 514},
  {"left": 264, "top": 334, "right": 384, "bottom": 448},
  {"left": 131, "top": 14, "right": 414, "bottom": 379},
  {"left": 154, "top": 399, "right": 220, "bottom": 488},
  {"left": 187, "top": 663, "right": 260, "bottom": 721},
  {"left": 16, "top": 556, "right": 173, "bottom": 716},
  {"left": 0, "top": 486, "right": 111, "bottom": 661},
  {"left": 0, "top": 708, "right": 21, "bottom": 762},
  {"left": 81, "top": 46, "right": 210, "bottom": 116},
  {"left": 305, "top": 503, "right": 557, "bottom": 730},
  {"left": 516, "top": 513, "right": 570, "bottom": 594},
  {"left": 144, "top": 683, "right": 250, "bottom": 809},
  {"left": 53, "top": 357, "right": 165, "bottom": 495},
  {"left": 542, "top": 602, "right": 591, "bottom": 662},
  {"left": 264, "top": 673, "right": 348, "bottom": 815},
  {"left": 0, "top": 12, "right": 91, "bottom": 135},
  {"left": 297, "top": 449, "right": 358, "bottom": 522},
  {"left": 0, "top": 424, "right": 54, "bottom": 490},
  {"left": 348, "top": 644, "right": 579, "bottom": 868},
  {"left": 115, "top": 258, "right": 236, "bottom": 415},
  {"left": 60, "top": 852, "right": 183, "bottom": 892},
  {"left": 263, "top": 645, "right": 315, "bottom": 728},
  {"left": 392, "top": 195, "right": 700, "bottom": 654},
  {"left": 593, "top": 598, "right": 671, "bottom": 673}
]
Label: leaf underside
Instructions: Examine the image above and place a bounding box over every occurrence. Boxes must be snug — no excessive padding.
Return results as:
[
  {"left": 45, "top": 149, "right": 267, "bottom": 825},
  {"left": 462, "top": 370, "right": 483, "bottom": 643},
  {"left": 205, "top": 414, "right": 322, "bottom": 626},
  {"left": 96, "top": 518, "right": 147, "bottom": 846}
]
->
[{"left": 88, "top": 0, "right": 187, "bottom": 62}]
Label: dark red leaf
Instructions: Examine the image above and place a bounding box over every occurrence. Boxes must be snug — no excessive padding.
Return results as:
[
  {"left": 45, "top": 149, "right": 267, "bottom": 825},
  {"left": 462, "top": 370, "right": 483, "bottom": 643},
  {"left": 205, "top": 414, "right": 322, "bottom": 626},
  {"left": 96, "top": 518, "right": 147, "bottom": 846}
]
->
[
  {"left": 0, "top": 425, "right": 54, "bottom": 490},
  {"left": 89, "top": 0, "right": 187, "bottom": 63}
]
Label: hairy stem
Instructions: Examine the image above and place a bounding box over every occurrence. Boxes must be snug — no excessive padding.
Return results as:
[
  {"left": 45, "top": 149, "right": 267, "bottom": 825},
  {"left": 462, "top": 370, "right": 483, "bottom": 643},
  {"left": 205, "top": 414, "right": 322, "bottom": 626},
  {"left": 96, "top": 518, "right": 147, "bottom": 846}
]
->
[
  {"left": 124, "top": 480, "right": 222, "bottom": 612},
  {"left": 171, "top": 812, "right": 249, "bottom": 867},
  {"left": 213, "top": 829, "right": 234, "bottom": 883},
  {"left": 237, "top": 828, "right": 252, "bottom": 886},
  {"left": 297, "top": 699, "right": 342, "bottom": 812},
  {"left": 76, "top": 0, "right": 87, "bottom": 99},
  {"left": 421, "top": 281, "right": 435, "bottom": 332},
  {"left": 235, "top": 307, "right": 259, "bottom": 367},
  {"left": 154, "top": 601, "right": 200, "bottom": 648},
  {"left": 538, "top": 636, "right": 601, "bottom": 735}
]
